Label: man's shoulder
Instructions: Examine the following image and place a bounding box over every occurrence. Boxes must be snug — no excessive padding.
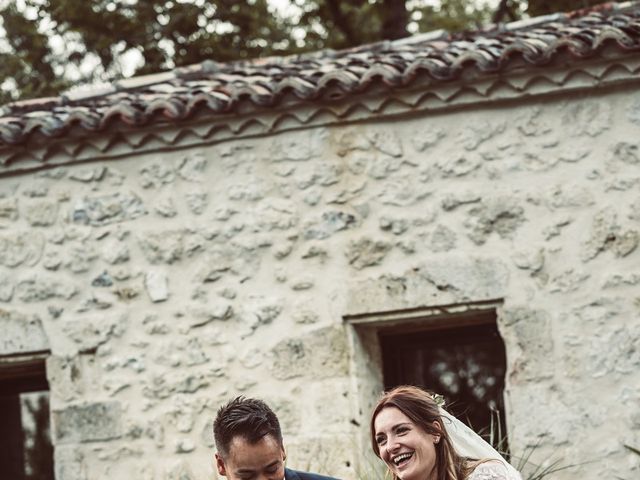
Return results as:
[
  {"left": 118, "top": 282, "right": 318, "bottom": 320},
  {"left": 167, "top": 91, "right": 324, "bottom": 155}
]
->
[{"left": 284, "top": 468, "right": 340, "bottom": 480}]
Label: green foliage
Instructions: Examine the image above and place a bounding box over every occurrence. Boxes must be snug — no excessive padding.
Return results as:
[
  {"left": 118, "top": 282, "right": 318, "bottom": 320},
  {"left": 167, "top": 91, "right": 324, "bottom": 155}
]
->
[
  {"left": 0, "top": 0, "right": 620, "bottom": 103},
  {"left": 416, "top": 0, "right": 494, "bottom": 34}
]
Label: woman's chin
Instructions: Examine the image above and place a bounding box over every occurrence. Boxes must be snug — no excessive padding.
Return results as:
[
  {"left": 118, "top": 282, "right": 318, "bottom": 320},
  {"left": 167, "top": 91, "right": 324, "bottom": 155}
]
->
[{"left": 394, "top": 462, "right": 419, "bottom": 480}]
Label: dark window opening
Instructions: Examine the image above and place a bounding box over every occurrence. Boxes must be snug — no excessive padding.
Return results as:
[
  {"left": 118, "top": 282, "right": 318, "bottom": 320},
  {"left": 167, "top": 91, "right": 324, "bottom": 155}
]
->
[
  {"left": 379, "top": 309, "right": 508, "bottom": 451},
  {"left": 0, "top": 355, "right": 54, "bottom": 480}
]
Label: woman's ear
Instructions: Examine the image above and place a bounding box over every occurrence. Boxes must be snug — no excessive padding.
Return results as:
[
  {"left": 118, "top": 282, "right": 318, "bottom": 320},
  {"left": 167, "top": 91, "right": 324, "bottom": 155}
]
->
[{"left": 431, "top": 420, "right": 442, "bottom": 444}]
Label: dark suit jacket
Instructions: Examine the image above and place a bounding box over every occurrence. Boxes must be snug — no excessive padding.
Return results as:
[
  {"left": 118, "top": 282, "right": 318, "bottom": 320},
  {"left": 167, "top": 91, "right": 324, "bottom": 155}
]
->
[{"left": 285, "top": 467, "right": 340, "bottom": 480}]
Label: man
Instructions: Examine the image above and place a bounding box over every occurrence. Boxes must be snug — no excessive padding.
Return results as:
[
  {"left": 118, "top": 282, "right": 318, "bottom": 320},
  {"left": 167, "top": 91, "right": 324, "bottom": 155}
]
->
[{"left": 213, "top": 396, "right": 340, "bottom": 480}]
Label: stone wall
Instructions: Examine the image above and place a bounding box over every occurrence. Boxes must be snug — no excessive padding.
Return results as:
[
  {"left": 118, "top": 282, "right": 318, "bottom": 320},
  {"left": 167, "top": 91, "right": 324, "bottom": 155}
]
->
[{"left": 1, "top": 86, "right": 639, "bottom": 480}]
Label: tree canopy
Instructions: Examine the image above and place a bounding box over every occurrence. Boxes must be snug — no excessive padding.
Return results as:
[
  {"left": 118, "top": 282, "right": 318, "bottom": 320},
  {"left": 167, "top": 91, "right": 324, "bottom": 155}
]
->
[{"left": 0, "top": 0, "right": 613, "bottom": 104}]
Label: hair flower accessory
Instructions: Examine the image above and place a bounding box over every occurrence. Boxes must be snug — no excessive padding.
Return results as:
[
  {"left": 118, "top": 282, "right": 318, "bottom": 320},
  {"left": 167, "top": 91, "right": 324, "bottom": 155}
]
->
[{"left": 431, "top": 393, "right": 446, "bottom": 408}]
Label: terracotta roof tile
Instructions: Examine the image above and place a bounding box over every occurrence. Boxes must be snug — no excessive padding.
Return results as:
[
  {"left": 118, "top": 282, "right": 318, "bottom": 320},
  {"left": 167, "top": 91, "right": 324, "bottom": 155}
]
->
[{"left": 1, "top": 1, "right": 640, "bottom": 146}]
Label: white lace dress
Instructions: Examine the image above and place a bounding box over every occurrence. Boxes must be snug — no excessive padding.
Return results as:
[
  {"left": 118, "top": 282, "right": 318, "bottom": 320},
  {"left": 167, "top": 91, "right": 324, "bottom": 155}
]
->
[{"left": 467, "top": 461, "right": 516, "bottom": 480}]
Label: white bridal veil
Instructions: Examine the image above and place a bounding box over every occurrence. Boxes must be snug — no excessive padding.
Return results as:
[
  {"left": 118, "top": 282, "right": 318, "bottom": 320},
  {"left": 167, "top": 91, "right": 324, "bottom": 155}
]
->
[{"left": 439, "top": 407, "right": 523, "bottom": 480}]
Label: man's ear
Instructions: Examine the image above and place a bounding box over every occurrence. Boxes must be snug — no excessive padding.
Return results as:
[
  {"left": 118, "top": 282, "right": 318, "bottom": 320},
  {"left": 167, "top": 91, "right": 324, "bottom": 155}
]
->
[
  {"left": 215, "top": 453, "right": 227, "bottom": 476},
  {"left": 282, "top": 446, "right": 287, "bottom": 463}
]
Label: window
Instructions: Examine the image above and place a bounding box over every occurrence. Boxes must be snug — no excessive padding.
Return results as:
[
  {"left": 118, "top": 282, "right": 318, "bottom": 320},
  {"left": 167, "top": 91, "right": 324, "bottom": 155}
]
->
[
  {"left": 379, "top": 309, "right": 508, "bottom": 446},
  {"left": 0, "top": 354, "right": 54, "bottom": 480}
]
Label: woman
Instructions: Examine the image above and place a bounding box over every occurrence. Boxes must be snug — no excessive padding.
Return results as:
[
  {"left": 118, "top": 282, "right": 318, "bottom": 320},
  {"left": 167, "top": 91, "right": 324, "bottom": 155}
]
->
[{"left": 370, "top": 385, "right": 521, "bottom": 480}]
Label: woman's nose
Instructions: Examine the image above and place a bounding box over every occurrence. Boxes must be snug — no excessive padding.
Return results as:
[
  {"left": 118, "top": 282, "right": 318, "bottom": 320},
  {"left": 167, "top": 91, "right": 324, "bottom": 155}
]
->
[{"left": 386, "top": 436, "right": 401, "bottom": 454}]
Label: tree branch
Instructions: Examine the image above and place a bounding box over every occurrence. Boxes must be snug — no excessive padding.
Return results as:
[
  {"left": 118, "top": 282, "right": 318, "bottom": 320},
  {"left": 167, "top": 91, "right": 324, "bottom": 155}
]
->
[
  {"left": 324, "top": 0, "right": 357, "bottom": 45},
  {"left": 492, "top": 0, "right": 517, "bottom": 24}
]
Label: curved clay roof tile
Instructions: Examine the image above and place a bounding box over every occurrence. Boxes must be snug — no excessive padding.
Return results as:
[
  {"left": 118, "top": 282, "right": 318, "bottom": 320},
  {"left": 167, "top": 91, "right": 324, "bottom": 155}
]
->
[
  {"left": 317, "top": 70, "right": 363, "bottom": 91},
  {"left": 2, "top": 4, "right": 640, "bottom": 146},
  {"left": 273, "top": 77, "right": 319, "bottom": 100},
  {"left": 146, "top": 97, "right": 187, "bottom": 120},
  {"left": 100, "top": 104, "right": 145, "bottom": 129}
]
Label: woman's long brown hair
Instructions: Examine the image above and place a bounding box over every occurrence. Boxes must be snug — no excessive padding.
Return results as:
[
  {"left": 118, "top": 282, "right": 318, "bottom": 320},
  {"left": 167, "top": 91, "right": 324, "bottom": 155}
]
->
[{"left": 370, "top": 385, "right": 476, "bottom": 480}]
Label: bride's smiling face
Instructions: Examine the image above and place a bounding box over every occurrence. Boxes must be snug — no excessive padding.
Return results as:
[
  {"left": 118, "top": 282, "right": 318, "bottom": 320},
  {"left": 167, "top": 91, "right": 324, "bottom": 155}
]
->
[{"left": 374, "top": 406, "right": 439, "bottom": 480}]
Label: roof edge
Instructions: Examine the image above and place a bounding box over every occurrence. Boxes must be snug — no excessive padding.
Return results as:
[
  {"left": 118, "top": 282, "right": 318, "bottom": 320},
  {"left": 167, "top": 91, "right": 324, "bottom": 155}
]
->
[{"left": 2, "top": 53, "right": 638, "bottom": 176}]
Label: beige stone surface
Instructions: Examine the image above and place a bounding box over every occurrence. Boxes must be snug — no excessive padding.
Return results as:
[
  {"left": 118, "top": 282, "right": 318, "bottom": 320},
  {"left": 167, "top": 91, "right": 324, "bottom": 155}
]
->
[{"left": 1, "top": 86, "right": 639, "bottom": 480}]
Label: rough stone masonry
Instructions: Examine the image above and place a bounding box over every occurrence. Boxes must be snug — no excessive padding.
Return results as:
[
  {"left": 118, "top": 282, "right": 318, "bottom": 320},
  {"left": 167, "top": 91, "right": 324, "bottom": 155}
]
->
[{"left": 1, "top": 88, "right": 640, "bottom": 480}]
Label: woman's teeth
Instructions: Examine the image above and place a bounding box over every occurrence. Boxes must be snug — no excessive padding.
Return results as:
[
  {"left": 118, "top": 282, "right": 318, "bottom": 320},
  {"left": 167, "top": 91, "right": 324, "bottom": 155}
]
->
[{"left": 393, "top": 452, "right": 413, "bottom": 465}]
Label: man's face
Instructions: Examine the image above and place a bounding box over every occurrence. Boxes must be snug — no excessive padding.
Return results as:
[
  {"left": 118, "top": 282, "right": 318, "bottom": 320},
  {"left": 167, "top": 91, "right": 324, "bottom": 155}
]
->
[{"left": 216, "top": 434, "right": 286, "bottom": 480}]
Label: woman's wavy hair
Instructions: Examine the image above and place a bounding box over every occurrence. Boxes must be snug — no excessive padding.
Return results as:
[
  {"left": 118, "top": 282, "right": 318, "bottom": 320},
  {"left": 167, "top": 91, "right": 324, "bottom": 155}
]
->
[{"left": 370, "top": 385, "right": 476, "bottom": 480}]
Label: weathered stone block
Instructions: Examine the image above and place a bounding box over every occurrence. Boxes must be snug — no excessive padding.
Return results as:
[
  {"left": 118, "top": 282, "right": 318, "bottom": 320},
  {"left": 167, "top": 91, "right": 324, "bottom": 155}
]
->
[
  {"left": 500, "top": 307, "right": 554, "bottom": 382},
  {"left": 154, "top": 195, "right": 178, "bottom": 218},
  {"left": 237, "top": 297, "right": 283, "bottom": 335},
  {"left": 429, "top": 224, "right": 457, "bottom": 252},
  {"left": 178, "top": 152, "right": 208, "bottom": 181},
  {"left": 304, "top": 210, "right": 357, "bottom": 239},
  {"left": 65, "top": 243, "right": 98, "bottom": 274},
  {"left": 0, "top": 271, "right": 14, "bottom": 301},
  {"left": 411, "top": 128, "right": 445, "bottom": 151},
  {"left": 549, "top": 184, "right": 594, "bottom": 209},
  {"left": 437, "top": 154, "right": 481, "bottom": 177},
  {"left": 53, "top": 401, "right": 123, "bottom": 443},
  {"left": 54, "top": 445, "right": 87, "bottom": 480},
  {"left": 613, "top": 142, "right": 640, "bottom": 165},
  {"left": 138, "top": 230, "right": 185, "bottom": 264},
  {"left": 379, "top": 216, "right": 408, "bottom": 235},
  {"left": 15, "top": 275, "right": 77, "bottom": 302},
  {"left": 139, "top": 161, "right": 176, "bottom": 188},
  {"left": 581, "top": 208, "right": 639, "bottom": 261},
  {"left": 335, "top": 128, "right": 371, "bottom": 157},
  {"left": 24, "top": 199, "right": 58, "bottom": 226},
  {"left": 270, "top": 326, "right": 348, "bottom": 380},
  {"left": 0, "top": 197, "right": 18, "bottom": 220},
  {"left": 460, "top": 120, "right": 505, "bottom": 151},
  {"left": 512, "top": 248, "right": 544, "bottom": 274},
  {"left": 62, "top": 313, "right": 126, "bottom": 353},
  {"left": 0, "top": 310, "right": 49, "bottom": 355},
  {"left": 270, "top": 128, "right": 327, "bottom": 162},
  {"left": 549, "top": 269, "right": 590, "bottom": 293},
  {"left": 420, "top": 256, "right": 509, "bottom": 300},
  {"left": 563, "top": 299, "right": 640, "bottom": 379},
  {"left": 185, "top": 191, "right": 208, "bottom": 215},
  {"left": 72, "top": 191, "right": 146, "bottom": 226},
  {"left": 345, "top": 256, "right": 508, "bottom": 315},
  {"left": 101, "top": 239, "right": 130, "bottom": 264},
  {"left": 563, "top": 100, "right": 610, "bottom": 137},
  {"left": 166, "top": 460, "right": 195, "bottom": 480},
  {"left": 0, "top": 231, "right": 45, "bottom": 267},
  {"left": 466, "top": 197, "right": 525, "bottom": 245},
  {"left": 185, "top": 301, "right": 233, "bottom": 328},
  {"left": 368, "top": 129, "right": 403, "bottom": 157},
  {"left": 345, "top": 238, "right": 391, "bottom": 270},
  {"left": 47, "top": 355, "right": 92, "bottom": 402},
  {"left": 253, "top": 199, "right": 298, "bottom": 231},
  {"left": 441, "top": 192, "right": 481, "bottom": 211},
  {"left": 145, "top": 270, "right": 169, "bottom": 302},
  {"left": 367, "top": 155, "right": 403, "bottom": 180}
]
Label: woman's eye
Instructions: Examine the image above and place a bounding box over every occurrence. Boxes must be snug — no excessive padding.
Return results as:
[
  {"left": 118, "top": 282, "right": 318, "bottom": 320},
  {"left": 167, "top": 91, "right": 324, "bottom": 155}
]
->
[{"left": 376, "top": 436, "right": 386, "bottom": 446}]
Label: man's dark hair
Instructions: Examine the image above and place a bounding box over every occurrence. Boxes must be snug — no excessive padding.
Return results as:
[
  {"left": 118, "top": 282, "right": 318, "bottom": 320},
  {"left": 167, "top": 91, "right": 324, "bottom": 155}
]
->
[{"left": 213, "top": 396, "right": 283, "bottom": 457}]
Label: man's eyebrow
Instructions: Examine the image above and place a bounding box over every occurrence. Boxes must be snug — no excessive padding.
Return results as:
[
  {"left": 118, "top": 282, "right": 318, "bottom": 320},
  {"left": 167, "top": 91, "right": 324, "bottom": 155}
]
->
[{"left": 236, "top": 460, "right": 280, "bottom": 473}]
